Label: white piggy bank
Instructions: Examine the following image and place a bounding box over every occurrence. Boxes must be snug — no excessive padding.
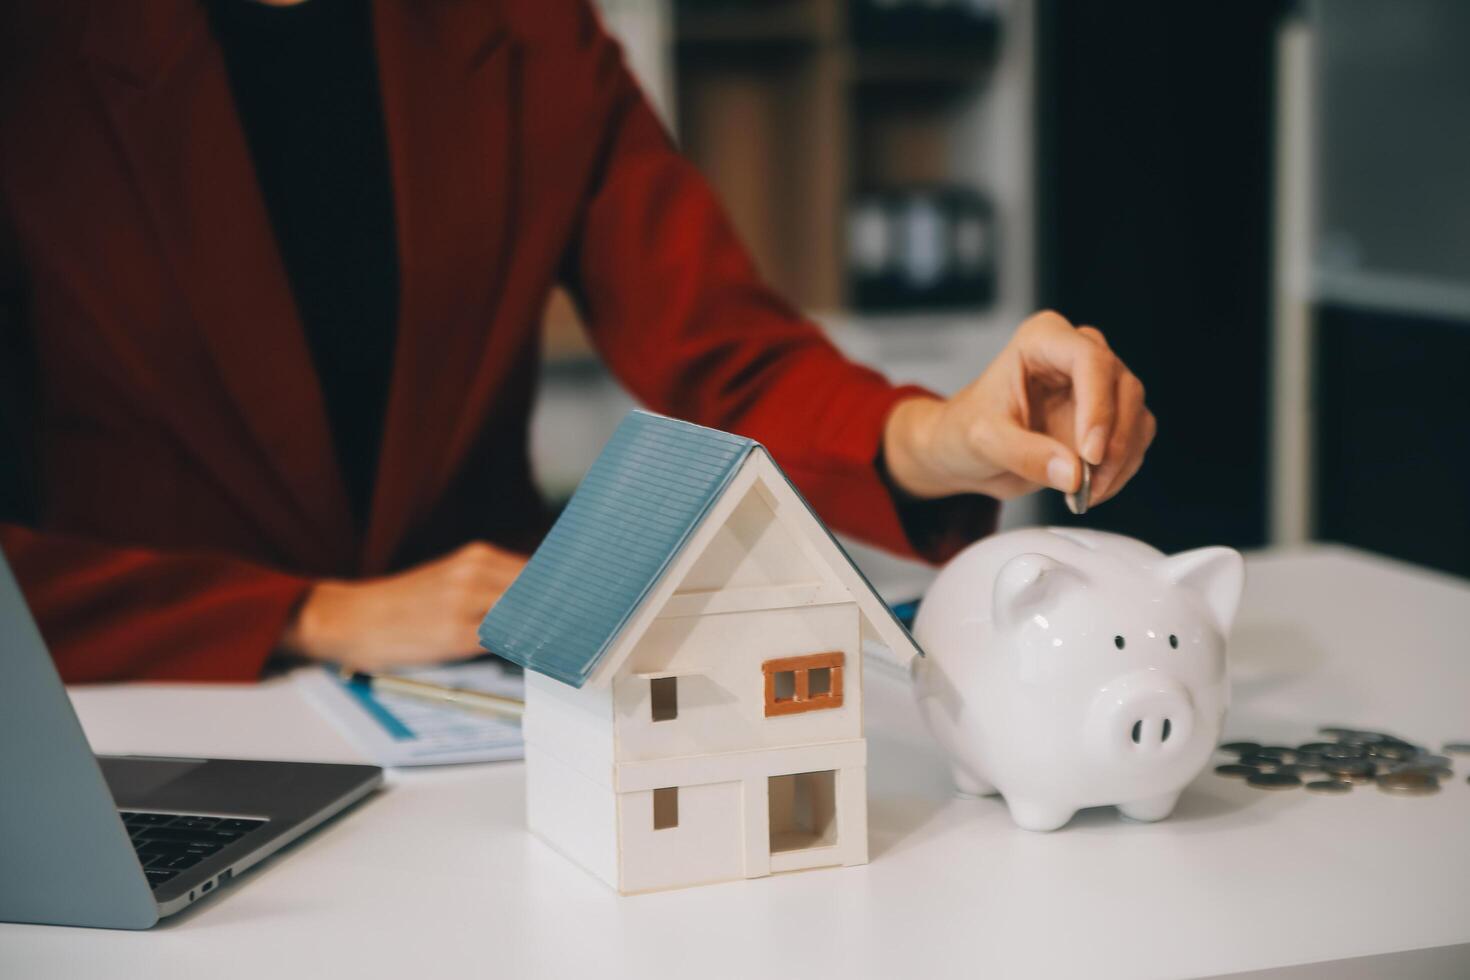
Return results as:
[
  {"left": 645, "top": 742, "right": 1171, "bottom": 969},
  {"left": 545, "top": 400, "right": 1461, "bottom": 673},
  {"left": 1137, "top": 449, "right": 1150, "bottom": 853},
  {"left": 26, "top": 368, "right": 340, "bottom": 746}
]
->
[{"left": 913, "top": 527, "right": 1243, "bottom": 831}]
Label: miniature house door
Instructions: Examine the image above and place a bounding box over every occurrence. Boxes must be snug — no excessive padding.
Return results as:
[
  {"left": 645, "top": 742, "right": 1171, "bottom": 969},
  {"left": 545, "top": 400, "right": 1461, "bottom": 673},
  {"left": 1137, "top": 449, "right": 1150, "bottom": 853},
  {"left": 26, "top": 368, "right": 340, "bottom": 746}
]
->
[
  {"left": 768, "top": 769, "right": 838, "bottom": 853},
  {"left": 764, "top": 767, "right": 855, "bottom": 875}
]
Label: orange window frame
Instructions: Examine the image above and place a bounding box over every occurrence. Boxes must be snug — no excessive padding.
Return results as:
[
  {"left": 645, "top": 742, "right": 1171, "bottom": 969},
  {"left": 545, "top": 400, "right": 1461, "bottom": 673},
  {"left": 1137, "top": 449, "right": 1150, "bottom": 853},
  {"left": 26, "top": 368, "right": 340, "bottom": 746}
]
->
[{"left": 762, "top": 652, "right": 845, "bottom": 717}]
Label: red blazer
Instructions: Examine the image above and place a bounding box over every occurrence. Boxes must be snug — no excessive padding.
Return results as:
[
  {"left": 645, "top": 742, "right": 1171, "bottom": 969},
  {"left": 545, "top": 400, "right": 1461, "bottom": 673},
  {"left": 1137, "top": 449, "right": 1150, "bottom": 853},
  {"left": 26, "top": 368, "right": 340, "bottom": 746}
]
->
[{"left": 0, "top": 0, "right": 994, "bottom": 683}]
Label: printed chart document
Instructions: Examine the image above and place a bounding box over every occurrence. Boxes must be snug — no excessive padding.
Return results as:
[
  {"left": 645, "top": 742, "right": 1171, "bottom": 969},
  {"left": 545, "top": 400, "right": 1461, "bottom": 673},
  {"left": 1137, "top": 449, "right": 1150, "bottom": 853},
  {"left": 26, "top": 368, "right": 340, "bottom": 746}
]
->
[{"left": 296, "top": 660, "right": 523, "bottom": 767}]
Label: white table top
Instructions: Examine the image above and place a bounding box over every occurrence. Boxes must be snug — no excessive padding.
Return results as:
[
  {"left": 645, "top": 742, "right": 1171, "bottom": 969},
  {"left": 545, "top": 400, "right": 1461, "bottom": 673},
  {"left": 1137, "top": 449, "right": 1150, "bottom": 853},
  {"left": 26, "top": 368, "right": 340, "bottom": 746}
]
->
[{"left": 5, "top": 545, "right": 1469, "bottom": 979}]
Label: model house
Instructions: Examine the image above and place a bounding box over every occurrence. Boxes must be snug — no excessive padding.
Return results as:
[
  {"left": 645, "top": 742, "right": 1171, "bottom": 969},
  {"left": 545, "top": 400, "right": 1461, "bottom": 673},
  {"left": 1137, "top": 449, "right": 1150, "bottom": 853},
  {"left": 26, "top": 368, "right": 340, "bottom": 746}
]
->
[{"left": 478, "top": 410, "right": 921, "bottom": 894}]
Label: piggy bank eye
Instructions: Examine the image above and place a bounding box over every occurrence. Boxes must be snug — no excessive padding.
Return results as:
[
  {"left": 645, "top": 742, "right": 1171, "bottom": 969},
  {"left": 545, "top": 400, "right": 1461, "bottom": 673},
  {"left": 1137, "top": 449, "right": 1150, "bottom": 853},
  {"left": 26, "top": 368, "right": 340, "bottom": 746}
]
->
[
  {"left": 1113, "top": 635, "right": 1125, "bottom": 650},
  {"left": 1169, "top": 633, "right": 1179, "bottom": 649}
]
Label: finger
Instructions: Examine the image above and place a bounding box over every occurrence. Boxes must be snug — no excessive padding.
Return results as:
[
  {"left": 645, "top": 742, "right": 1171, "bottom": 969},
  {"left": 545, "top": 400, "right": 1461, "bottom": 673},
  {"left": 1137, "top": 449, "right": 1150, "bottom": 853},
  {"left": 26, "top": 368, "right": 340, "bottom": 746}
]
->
[
  {"left": 1073, "top": 326, "right": 1120, "bottom": 464},
  {"left": 979, "top": 472, "right": 1042, "bottom": 501},
  {"left": 1093, "top": 410, "right": 1154, "bottom": 505},
  {"left": 1076, "top": 325, "right": 1111, "bottom": 350},
  {"left": 445, "top": 604, "right": 494, "bottom": 658},
  {"left": 456, "top": 578, "right": 506, "bottom": 631},
  {"left": 1091, "top": 374, "right": 1151, "bottom": 502},
  {"left": 972, "top": 420, "right": 1080, "bottom": 493},
  {"left": 1089, "top": 381, "right": 1144, "bottom": 502},
  {"left": 1117, "top": 411, "right": 1155, "bottom": 490},
  {"left": 1019, "top": 315, "right": 1118, "bottom": 465},
  {"left": 448, "top": 540, "right": 525, "bottom": 574},
  {"left": 441, "top": 540, "right": 495, "bottom": 568},
  {"left": 446, "top": 541, "right": 524, "bottom": 585}
]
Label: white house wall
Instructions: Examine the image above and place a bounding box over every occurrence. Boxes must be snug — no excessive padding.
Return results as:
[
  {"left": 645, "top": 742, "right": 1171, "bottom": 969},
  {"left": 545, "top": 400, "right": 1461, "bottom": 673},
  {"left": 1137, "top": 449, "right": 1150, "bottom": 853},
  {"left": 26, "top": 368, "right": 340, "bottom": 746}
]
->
[
  {"left": 523, "top": 672, "right": 621, "bottom": 888},
  {"left": 612, "top": 603, "right": 861, "bottom": 764},
  {"left": 614, "top": 738, "right": 867, "bottom": 793},
  {"left": 616, "top": 780, "right": 744, "bottom": 894},
  {"left": 673, "top": 481, "right": 824, "bottom": 593},
  {"left": 524, "top": 745, "right": 620, "bottom": 889},
  {"left": 582, "top": 453, "right": 919, "bottom": 691},
  {"left": 518, "top": 445, "right": 903, "bottom": 894},
  {"left": 615, "top": 747, "right": 869, "bottom": 892},
  {"left": 524, "top": 669, "right": 615, "bottom": 787}
]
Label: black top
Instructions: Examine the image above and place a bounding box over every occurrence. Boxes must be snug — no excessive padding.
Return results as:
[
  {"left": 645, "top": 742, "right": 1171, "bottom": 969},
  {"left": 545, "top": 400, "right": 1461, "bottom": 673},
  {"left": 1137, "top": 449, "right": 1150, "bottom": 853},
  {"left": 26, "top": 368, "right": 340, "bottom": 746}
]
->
[{"left": 206, "top": 0, "right": 399, "bottom": 529}]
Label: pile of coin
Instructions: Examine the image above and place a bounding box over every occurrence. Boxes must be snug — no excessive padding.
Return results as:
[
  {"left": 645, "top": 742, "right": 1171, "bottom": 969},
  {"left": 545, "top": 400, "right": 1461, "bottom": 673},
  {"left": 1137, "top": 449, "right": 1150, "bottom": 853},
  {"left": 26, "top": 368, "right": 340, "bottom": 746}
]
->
[{"left": 1214, "top": 727, "right": 1470, "bottom": 796}]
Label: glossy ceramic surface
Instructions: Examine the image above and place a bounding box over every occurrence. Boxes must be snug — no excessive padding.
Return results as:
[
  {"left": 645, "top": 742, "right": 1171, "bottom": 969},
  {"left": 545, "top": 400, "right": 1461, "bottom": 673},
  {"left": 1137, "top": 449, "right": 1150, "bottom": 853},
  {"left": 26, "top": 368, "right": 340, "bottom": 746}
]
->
[{"left": 912, "top": 527, "right": 1244, "bottom": 831}]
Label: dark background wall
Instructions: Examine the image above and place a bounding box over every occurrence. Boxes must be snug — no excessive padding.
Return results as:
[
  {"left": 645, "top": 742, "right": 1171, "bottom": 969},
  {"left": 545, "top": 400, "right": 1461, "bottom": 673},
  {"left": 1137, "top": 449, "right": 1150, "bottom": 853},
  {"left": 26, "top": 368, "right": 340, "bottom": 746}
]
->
[
  {"left": 1316, "top": 305, "right": 1470, "bottom": 578},
  {"left": 1034, "top": 0, "right": 1285, "bottom": 554}
]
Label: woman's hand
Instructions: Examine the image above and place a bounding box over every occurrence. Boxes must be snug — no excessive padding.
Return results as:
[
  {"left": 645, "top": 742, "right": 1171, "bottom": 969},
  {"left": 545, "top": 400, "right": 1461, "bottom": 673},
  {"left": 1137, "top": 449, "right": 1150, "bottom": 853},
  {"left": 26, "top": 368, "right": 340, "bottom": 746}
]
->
[
  {"left": 882, "top": 310, "right": 1155, "bottom": 505},
  {"left": 281, "top": 541, "right": 527, "bottom": 672}
]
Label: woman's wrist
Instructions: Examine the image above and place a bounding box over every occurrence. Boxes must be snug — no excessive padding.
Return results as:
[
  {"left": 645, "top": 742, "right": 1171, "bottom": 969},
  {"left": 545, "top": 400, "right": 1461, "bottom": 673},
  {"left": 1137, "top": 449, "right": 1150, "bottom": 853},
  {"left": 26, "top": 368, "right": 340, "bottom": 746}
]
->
[
  {"left": 279, "top": 581, "right": 346, "bottom": 662},
  {"left": 882, "top": 396, "right": 958, "bottom": 499}
]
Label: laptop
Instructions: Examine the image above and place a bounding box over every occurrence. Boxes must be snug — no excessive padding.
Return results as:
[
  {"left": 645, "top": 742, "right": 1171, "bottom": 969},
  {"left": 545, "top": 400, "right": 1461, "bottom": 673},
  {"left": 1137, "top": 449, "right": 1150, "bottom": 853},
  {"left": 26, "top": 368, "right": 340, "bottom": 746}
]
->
[{"left": 0, "top": 548, "right": 383, "bottom": 929}]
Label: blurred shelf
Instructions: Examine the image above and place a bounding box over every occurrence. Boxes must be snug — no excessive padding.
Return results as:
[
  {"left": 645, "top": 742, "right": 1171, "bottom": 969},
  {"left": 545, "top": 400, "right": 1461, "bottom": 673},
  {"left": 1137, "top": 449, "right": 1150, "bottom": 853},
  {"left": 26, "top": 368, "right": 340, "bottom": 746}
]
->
[
  {"left": 675, "top": 3, "right": 994, "bottom": 85},
  {"left": 675, "top": 0, "right": 838, "bottom": 47},
  {"left": 852, "top": 47, "right": 995, "bottom": 88},
  {"left": 673, "top": 1, "right": 1009, "bottom": 313},
  {"left": 818, "top": 308, "right": 1006, "bottom": 332}
]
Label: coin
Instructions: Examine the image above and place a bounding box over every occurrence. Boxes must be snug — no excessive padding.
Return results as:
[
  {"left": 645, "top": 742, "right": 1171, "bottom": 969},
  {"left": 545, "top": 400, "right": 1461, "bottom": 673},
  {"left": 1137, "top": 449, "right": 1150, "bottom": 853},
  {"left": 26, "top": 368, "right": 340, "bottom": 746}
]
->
[
  {"left": 1220, "top": 741, "right": 1262, "bottom": 755},
  {"left": 1296, "top": 742, "right": 1337, "bottom": 755},
  {"left": 1376, "top": 772, "right": 1440, "bottom": 796},
  {"left": 1379, "top": 737, "right": 1421, "bottom": 750},
  {"left": 1323, "top": 760, "right": 1375, "bottom": 781},
  {"left": 1321, "top": 743, "right": 1366, "bottom": 760},
  {"left": 1391, "top": 763, "right": 1452, "bottom": 779},
  {"left": 1231, "top": 725, "right": 1458, "bottom": 798},
  {"left": 1367, "top": 743, "right": 1415, "bottom": 762},
  {"left": 1304, "top": 780, "right": 1351, "bottom": 794},
  {"left": 1065, "top": 460, "right": 1092, "bottom": 516}
]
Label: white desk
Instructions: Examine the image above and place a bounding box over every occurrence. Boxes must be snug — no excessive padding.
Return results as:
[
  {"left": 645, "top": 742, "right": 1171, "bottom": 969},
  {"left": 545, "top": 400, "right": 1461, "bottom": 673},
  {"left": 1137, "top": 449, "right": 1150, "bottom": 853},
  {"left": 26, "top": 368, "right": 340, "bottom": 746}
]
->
[{"left": 4, "top": 546, "right": 1469, "bottom": 979}]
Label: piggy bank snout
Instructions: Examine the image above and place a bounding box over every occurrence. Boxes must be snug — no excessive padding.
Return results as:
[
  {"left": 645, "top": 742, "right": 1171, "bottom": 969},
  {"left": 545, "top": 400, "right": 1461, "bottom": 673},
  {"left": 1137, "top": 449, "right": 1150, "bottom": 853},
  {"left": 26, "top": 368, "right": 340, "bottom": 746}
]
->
[{"left": 1086, "top": 672, "right": 1197, "bottom": 761}]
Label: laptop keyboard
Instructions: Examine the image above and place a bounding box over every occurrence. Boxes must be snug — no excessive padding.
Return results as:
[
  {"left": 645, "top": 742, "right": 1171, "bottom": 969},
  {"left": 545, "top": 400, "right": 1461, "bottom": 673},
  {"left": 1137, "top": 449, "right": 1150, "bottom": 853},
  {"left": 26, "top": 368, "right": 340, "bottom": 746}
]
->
[{"left": 119, "top": 811, "right": 266, "bottom": 889}]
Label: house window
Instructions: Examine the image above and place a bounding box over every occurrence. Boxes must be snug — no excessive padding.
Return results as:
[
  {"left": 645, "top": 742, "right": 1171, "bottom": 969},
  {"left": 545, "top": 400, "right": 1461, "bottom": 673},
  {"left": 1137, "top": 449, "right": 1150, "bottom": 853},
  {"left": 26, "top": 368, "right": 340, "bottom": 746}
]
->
[
  {"left": 762, "top": 653, "right": 844, "bottom": 717},
  {"left": 772, "top": 669, "right": 796, "bottom": 701},
  {"left": 650, "top": 676, "right": 677, "bottom": 722},
  {"left": 653, "top": 787, "right": 678, "bottom": 830}
]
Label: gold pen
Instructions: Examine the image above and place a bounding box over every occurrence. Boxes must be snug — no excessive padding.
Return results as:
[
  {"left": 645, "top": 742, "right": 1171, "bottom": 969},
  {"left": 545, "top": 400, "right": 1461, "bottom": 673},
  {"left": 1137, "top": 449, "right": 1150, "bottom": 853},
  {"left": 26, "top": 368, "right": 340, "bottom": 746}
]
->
[{"left": 340, "top": 669, "right": 524, "bottom": 720}]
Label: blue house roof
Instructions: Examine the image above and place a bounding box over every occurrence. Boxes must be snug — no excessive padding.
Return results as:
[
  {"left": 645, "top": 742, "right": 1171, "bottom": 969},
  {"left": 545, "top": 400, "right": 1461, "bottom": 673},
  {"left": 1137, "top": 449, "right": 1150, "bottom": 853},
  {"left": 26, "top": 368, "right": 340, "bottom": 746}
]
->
[{"left": 478, "top": 411, "right": 756, "bottom": 688}]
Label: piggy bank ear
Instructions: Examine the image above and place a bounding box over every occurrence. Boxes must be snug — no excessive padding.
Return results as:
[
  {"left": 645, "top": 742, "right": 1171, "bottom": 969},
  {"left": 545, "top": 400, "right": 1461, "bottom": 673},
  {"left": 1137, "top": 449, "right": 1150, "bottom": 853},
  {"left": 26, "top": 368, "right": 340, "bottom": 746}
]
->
[
  {"left": 993, "top": 554, "right": 1083, "bottom": 632},
  {"left": 1154, "top": 547, "right": 1244, "bottom": 633}
]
